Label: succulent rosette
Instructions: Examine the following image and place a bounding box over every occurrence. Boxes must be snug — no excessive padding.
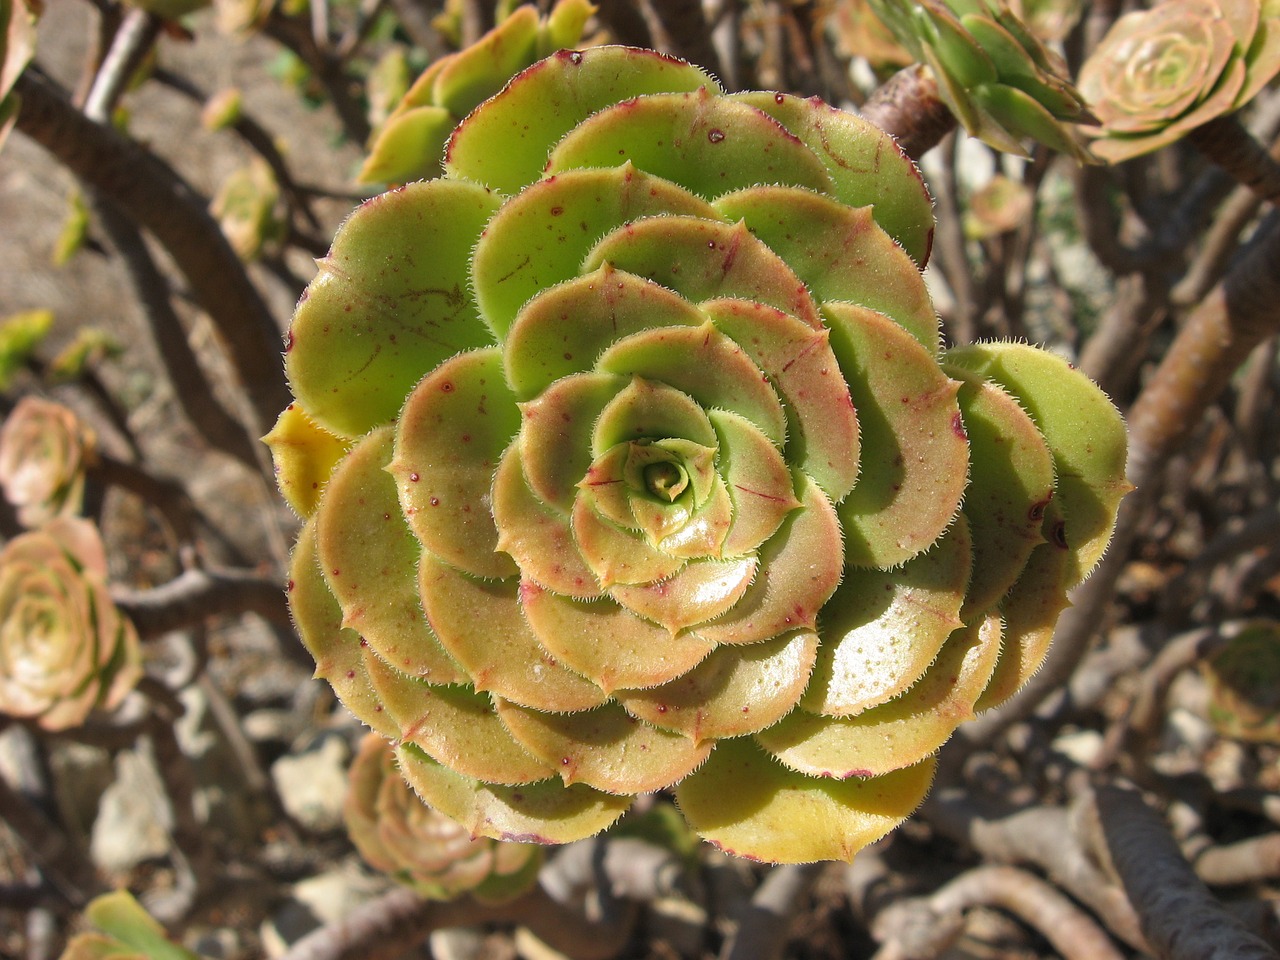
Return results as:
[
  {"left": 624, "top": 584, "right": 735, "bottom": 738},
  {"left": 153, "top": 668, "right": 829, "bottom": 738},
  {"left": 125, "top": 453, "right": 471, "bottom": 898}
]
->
[
  {"left": 1078, "top": 0, "right": 1280, "bottom": 163},
  {"left": 867, "top": 0, "right": 1098, "bottom": 160},
  {"left": 0, "top": 517, "right": 143, "bottom": 731},
  {"left": 346, "top": 732, "right": 543, "bottom": 900},
  {"left": 273, "top": 45, "right": 1129, "bottom": 863},
  {"left": 0, "top": 396, "right": 97, "bottom": 528}
]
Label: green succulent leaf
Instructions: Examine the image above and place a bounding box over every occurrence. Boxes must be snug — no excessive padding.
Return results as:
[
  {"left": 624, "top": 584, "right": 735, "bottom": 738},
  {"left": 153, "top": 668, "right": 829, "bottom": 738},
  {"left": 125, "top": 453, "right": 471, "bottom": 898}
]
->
[
  {"left": 287, "top": 180, "right": 501, "bottom": 438},
  {"left": 675, "top": 737, "right": 936, "bottom": 863},
  {"left": 75, "top": 890, "right": 201, "bottom": 960},
  {"left": 396, "top": 742, "right": 631, "bottom": 843},
  {"left": 944, "top": 342, "right": 1130, "bottom": 585},
  {"left": 758, "top": 611, "right": 1001, "bottom": 777}
]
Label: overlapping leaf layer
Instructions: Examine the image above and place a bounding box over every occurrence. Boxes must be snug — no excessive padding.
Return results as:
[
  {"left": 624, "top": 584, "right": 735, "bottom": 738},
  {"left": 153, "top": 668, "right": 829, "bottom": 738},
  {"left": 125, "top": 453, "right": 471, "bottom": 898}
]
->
[{"left": 269, "top": 46, "right": 1129, "bottom": 863}]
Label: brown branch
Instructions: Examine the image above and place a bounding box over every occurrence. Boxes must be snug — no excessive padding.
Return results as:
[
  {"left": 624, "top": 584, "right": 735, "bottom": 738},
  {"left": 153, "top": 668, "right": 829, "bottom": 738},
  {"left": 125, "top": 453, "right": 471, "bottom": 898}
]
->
[
  {"left": 1092, "top": 786, "right": 1279, "bottom": 960},
  {"left": 0, "top": 774, "right": 95, "bottom": 908},
  {"left": 112, "top": 567, "right": 290, "bottom": 638},
  {"left": 263, "top": 10, "right": 372, "bottom": 144},
  {"left": 1188, "top": 113, "right": 1280, "bottom": 204},
  {"left": 641, "top": 0, "right": 724, "bottom": 79},
  {"left": 1194, "top": 833, "right": 1280, "bottom": 887},
  {"left": 89, "top": 199, "right": 266, "bottom": 471},
  {"left": 923, "top": 792, "right": 1147, "bottom": 950},
  {"left": 721, "top": 863, "right": 825, "bottom": 960},
  {"left": 873, "top": 865, "right": 1125, "bottom": 960},
  {"left": 12, "top": 67, "right": 290, "bottom": 438},
  {"left": 860, "top": 66, "right": 956, "bottom": 160},
  {"left": 278, "top": 838, "right": 670, "bottom": 960}
]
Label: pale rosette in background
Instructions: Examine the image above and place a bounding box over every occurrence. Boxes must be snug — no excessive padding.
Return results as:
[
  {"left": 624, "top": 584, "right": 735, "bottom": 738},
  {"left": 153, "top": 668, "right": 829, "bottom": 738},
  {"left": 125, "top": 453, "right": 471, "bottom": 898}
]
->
[{"left": 0, "top": 517, "right": 142, "bottom": 731}]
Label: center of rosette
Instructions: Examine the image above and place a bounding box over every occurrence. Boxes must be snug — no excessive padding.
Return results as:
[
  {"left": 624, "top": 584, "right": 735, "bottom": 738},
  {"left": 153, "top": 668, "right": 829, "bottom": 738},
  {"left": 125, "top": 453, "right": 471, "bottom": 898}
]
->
[
  {"left": 642, "top": 461, "right": 686, "bottom": 502},
  {"left": 581, "top": 436, "right": 720, "bottom": 548},
  {"left": 622, "top": 438, "right": 715, "bottom": 507}
]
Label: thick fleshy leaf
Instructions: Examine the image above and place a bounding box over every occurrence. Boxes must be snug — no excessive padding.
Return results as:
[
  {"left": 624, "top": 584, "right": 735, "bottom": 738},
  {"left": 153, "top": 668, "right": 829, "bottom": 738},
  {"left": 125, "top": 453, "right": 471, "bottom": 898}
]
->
[
  {"left": 472, "top": 166, "right": 721, "bottom": 343},
  {"left": 596, "top": 322, "right": 788, "bottom": 446},
  {"left": 570, "top": 497, "right": 685, "bottom": 586},
  {"left": 703, "top": 299, "right": 860, "bottom": 504},
  {"left": 496, "top": 699, "right": 712, "bottom": 793},
  {"left": 446, "top": 46, "right": 718, "bottom": 193},
  {"left": 976, "top": 505, "right": 1073, "bottom": 711},
  {"left": 654, "top": 475, "right": 735, "bottom": 559},
  {"left": 675, "top": 737, "right": 935, "bottom": 863},
  {"left": 713, "top": 187, "right": 938, "bottom": 351},
  {"left": 619, "top": 630, "right": 818, "bottom": 741},
  {"left": 315, "top": 427, "right": 462, "bottom": 683},
  {"left": 263, "top": 403, "right": 351, "bottom": 519},
  {"left": 546, "top": 89, "right": 834, "bottom": 201},
  {"left": 709, "top": 410, "right": 801, "bottom": 557},
  {"left": 946, "top": 365, "right": 1054, "bottom": 619},
  {"left": 585, "top": 217, "right": 821, "bottom": 327},
  {"left": 417, "top": 552, "right": 607, "bottom": 713},
  {"left": 944, "top": 342, "right": 1129, "bottom": 584},
  {"left": 392, "top": 348, "right": 520, "bottom": 580},
  {"left": 429, "top": 6, "right": 540, "bottom": 116},
  {"left": 729, "top": 92, "right": 934, "bottom": 265},
  {"left": 504, "top": 266, "right": 705, "bottom": 400},
  {"left": 397, "top": 742, "right": 630, "bottom": 843},
  {"left": 804, "top": 517, "right": 970, "bottom": 716},
  {"left": 825, "top": 303, "right": 968, "bottom": 569},
  {"left": 610, "top": 556, "right": 758, "bottom": 633},
  {"left": 287, "top": 519, "right": 398, "bottom": 738},
  {"left": 490, "top": 444, "right": 601, "bottom": 599},
  {"left": 286, "top": 180, "right": 501, "bottom": 437},
  {"left": 521, "top": 582, "right": 716, "bottom": 692},
  {"left": 358, "top": 104, "right": 455, "bottom": 185},
  {"left": 695, "top": 473, "right": 843, "bottom": 646},
  {"left": 590, "top": 376, "right": 719, "bottom": 455},
  {"left": 361, "top": 656, "right": 556, "bottom": 784},
  {"left": 519, "top": 372, "right": 626, "bottom": 510},
  {"left": 758, "top": 612, "right": 1001, "bottom": 777}
]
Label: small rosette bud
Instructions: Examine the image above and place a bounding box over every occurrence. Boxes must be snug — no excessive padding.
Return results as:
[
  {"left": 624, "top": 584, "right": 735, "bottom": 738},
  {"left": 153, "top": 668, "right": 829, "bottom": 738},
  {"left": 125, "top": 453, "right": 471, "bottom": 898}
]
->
[
  {"left": 0, "top": 397, "right": 97, "bottom": 528},
  {"left": 0, "top": 518, "right": 142, "bottom": 731},
  {"left": 345, "top": 733, "right": 542, "bottom": 901}
]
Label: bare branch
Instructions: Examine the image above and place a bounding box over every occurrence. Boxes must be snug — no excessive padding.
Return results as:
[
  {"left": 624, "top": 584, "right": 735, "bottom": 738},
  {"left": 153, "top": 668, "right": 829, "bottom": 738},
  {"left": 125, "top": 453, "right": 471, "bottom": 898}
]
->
[
  {"left": 13, "top": 68, "right": 290, "bottom": 437},
  {"left": 1092, "top": 786, "right": 1280, "bottom": 960},
  {"left": 873, "top": 865, "right": 1126, "bottom": 960},
  {"left": 112, "top": 567, "right": 290, "bottom": 638}
]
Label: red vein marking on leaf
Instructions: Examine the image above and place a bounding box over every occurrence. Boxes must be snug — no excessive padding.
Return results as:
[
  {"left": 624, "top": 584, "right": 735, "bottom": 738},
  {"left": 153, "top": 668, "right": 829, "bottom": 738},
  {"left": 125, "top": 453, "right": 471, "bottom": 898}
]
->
[
  {"left": 494, "top": 255, "right": 532, "bottom": 285},
  {"left": 780, "top": 335, "right": 826, "bottom": 374},
  {"left": 733, "top": 484, "right": 791, "bottom": 503}
]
